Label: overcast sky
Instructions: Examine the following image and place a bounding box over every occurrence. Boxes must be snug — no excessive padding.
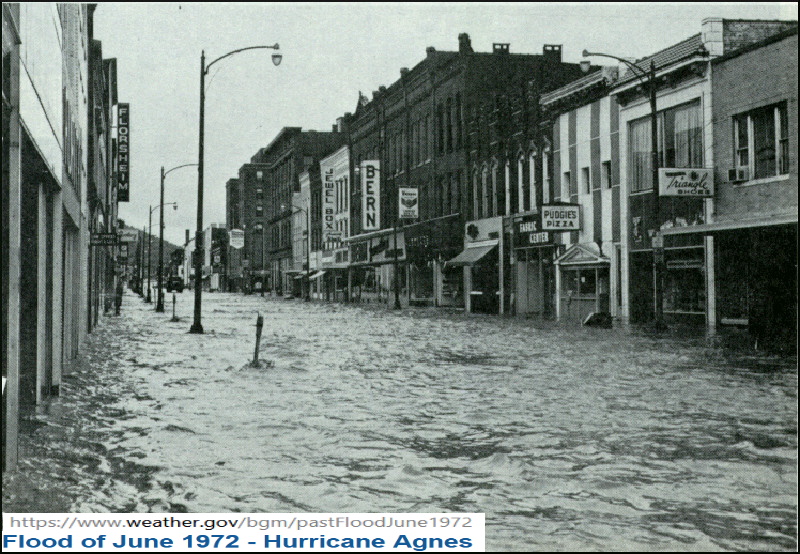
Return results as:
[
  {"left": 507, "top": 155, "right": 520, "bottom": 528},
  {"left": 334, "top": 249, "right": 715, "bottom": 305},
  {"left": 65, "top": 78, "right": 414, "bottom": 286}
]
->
[{"left": 94, "top": 2, "right": 797, "bottom": 245}]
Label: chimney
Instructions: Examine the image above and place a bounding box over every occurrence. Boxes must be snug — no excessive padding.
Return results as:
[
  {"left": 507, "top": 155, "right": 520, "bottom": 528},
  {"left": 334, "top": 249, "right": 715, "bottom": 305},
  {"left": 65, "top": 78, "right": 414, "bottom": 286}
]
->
[
  {"left": 372, "top": 90, "right": 379, "bottom": 99},
  {"left": 542, "top": 44, "right": 562, "bottom": 63},
  {"left": 701, "top": 17, "right": 724, "bottom": 57},
  {"left": 400, "top": 67, "right": 409, "bottom": 77},
  {"left": 426, "top": 46, "right": 436, "bottom": 58},
  {"left": 336, "top": 117, "right": 344, "bottom": 132},
  {"left": 185, "top": 229, "right": 190, "bottom": 245},
  {"left": 493, "top": 43, "right": 510, "bottom": 55},
  {"left": 332, "top": 124, "right": 337, "bottom": 132},
  {"left": 458, "top": 33, "right": 473, "bottom": 55}
]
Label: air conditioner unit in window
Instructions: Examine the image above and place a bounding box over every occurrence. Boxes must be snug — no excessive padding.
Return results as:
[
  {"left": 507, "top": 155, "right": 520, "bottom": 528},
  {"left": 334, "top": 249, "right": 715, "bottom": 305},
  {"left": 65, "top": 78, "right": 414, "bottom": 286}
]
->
[{"left": 728, "top": 167, "right": 749, "bottom": 182}]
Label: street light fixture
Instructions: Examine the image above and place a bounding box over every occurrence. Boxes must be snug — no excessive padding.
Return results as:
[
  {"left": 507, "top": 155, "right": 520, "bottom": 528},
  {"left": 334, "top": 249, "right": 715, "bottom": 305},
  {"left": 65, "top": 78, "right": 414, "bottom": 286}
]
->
[
  {"left": 190, "top": 43, "right": 282, "bottom": 334},
  {"left": 581, "top": 49, "right": 665, "bottom": 330},
  {"left": 156, "top": 163, "right": 197, "bottom": 312},
  {"left": 147, "top": 202, "right": 177, "bottom": 304},
  {"left": 284, "top": 203, "right": 311, "bottom": 302}
]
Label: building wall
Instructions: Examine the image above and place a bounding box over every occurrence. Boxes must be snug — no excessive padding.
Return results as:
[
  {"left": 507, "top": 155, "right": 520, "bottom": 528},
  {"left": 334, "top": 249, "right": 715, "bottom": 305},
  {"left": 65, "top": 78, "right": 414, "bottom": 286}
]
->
[
  {"left": 3, "top": 1, "right": 22, "bottom": 471},
  {"left": 711, "top": 31, "right": 798, "bottom": 223}
]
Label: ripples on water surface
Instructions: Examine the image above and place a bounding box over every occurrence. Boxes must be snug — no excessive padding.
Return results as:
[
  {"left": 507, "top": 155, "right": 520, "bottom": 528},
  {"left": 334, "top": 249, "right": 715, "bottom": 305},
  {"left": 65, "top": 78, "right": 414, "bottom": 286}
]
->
[{"left": 5, "top": 292, "right": 797, "bottom": 551}]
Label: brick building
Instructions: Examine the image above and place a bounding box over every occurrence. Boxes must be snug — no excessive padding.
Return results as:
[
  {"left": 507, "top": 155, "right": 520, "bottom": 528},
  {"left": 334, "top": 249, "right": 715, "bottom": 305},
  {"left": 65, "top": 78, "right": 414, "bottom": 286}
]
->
[
  {"left": 249, "top": 127, "right": 344, "bottom": 294},
  {"left": 346, "top": 33, "right": 587, "bottom": 310},
  {"left": 709, "top": 26, "right": 797, "bottom": 348}
]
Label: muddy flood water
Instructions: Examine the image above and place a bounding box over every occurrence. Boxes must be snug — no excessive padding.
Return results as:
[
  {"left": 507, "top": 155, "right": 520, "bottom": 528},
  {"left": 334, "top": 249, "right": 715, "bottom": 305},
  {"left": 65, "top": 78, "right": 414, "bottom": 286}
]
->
[{"left": 4, "top": 291, "right": 797, "bottom": 551}]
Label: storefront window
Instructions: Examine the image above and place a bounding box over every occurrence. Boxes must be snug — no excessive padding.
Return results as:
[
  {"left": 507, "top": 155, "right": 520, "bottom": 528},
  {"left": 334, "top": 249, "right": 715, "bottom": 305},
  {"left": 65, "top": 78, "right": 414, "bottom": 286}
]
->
[
  {"left": 629, "top": 100, "right": 702, "bottom": 192},
  {"left": 663, "top": 250, "right": 705, "bottom": 314},
  {"left": 579, "top": 270, "right": 596, "bottom": 295}
]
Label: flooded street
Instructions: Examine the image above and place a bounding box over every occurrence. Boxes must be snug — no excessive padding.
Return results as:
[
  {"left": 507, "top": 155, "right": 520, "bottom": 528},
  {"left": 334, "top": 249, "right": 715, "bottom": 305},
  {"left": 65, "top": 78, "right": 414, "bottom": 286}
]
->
[{"left": 4, "top": 291, "right": 797, "bottom": 551}]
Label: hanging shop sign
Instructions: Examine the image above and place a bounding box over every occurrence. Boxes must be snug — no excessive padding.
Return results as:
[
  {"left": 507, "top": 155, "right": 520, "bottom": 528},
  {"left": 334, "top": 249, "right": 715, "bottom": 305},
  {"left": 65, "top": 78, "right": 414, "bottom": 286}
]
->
[
  {"left": 90, "top": 232, "right": 119, "bottom": 246},
  {"left": 658, "top": 168, "right": 713, "bottom": 197},
  {"left": 117, "top": 103, "right": 130, "bottom": 202},
  {"left": 398, "top": 187, "right": 418, "bottom": 220},
  {"left": 514, "top": 215, "right": 552, "bottom": 248},
  {"left": 118, "top": 229, "right": 138, "bottom": 242},
  {"left": 118, "top": 243, "right": 128, "bottom": 259},
  {"left": 541, "top": 204, "right": 581, "bottom": 231},
  {"left": 361, "top": 161, "right": 380, "bottom": 231},
  {"left": 229, "top": 229, "right": 244, "bottom": 249},
  {"left": 322, "top": 167, "right": 341, "bottom": 243}
]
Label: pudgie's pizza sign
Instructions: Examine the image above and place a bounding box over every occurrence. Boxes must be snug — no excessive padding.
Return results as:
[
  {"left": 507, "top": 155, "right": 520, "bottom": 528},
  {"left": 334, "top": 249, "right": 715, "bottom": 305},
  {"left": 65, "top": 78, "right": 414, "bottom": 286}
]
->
[
  {"left": 541, "top": 204, "right": 580, "bottom": 231},
  {"left": 658, "top": 168, "right": 713, "bottom": 197}
]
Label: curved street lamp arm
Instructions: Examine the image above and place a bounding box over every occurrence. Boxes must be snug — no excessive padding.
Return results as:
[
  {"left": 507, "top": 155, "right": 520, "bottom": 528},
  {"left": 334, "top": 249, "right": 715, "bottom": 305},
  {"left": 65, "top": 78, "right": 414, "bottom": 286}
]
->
[
  {"left": 205, "top": 44, "right": 280, "bottom": 74},
  {"left": 151, "top": 202, "right": 178, "bottom": 215},
  {"left": 582, "top": 49, "right": 651, "bottom": 87},
  {"left": 164, "top": 163, "right": 198, "bottom": 178}
]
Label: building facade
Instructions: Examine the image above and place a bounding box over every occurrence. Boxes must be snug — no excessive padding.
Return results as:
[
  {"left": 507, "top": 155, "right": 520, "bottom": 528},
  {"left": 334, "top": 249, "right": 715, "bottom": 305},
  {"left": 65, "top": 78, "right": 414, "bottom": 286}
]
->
[
  {"left": 248, "top": 127, "right": 344, "bottom": 295},
  {"left": 708, "top": 26, "right": 797, "bottom": 348},
  {"left": 347, "top": 34, "right": 587, "bottom": 312},
  {"left": 3, "top": 3, "right": 119, "bottom": 470},
  {"left": 539, "top": 67, "right": 621, "bottom": 324}
]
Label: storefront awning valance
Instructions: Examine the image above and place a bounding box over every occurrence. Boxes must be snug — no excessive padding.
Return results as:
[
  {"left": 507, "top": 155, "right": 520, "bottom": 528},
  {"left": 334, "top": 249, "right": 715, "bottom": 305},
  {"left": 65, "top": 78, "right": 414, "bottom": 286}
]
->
[
  {"left": 445, "top": 241, "right": 497, "bottom": 267},
  {"left": 309, "top": 271, "right": 326, "bottom": 280},
  {"left": 661, "top": 213, "right": 797, "bottom": 235},
  {"left": 555, "top": 243, "right": 609, "bottom": 267}
]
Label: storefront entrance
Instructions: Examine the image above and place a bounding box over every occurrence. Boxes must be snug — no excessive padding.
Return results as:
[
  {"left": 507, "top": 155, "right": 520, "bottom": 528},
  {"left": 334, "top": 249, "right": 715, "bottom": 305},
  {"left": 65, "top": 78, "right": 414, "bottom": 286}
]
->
[
  {"left": 555, "top": 244, "right": 610, "bottom": 324},
  {"left": 515, "top": 247, "right": 555, "bottom": 318}
]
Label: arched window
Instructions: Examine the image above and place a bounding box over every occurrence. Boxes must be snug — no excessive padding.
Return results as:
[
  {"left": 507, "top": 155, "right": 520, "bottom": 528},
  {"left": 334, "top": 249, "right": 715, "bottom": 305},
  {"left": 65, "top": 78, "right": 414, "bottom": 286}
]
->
[
  {"left": 472, "top": 167, "right": 480, "bottom": 220},
  {"left": 517, "top": 153, "right": 525, "bottom": 214},
  {"left": 529, "top": 148, "right": 538, "bottom": 212}
]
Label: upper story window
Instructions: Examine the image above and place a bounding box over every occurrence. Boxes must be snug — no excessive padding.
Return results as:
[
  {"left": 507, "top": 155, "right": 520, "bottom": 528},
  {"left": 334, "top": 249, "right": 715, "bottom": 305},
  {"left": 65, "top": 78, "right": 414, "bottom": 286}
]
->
[
  {"left": 601, "top": 161, "right": 612, "bottom": 189},
  {"left": 734, "top": 102, "right": 789, "bottom": 181},
  {"left": 581, "top": 167, "right": 591, "bottom": 194},
  {"left": 256, "top": 170, "right": 263, "bottom": 180},
  {"left": 629, "top": 100, "right": 702, "bottom": 193}
]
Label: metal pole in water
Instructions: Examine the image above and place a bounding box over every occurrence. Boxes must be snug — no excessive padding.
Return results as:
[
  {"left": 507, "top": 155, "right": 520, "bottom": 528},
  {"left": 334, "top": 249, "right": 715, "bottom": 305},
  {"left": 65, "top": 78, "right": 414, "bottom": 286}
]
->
[
  {"left": 171, "top": 292, "right": 179, "bottom": 322},
  {"left": 253, "top": 313, "right": 264, "bottom": 366}
]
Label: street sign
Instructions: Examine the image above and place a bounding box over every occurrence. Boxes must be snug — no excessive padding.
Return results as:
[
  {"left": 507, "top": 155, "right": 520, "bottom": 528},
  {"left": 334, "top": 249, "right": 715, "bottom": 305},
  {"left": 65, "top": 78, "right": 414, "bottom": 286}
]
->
[{"left": 91, "top": 232, "right": 119, "bottom": 246}]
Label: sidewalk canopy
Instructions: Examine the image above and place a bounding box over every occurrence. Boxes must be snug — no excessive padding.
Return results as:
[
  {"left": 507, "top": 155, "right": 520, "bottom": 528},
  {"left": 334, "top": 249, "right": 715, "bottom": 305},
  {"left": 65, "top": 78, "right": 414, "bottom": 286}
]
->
[
  {"left": 445, "top": 241, "right": 497, "bottom": 267},
  {"left": 309, "top": 271, "right": 326, "bottom": 280}
]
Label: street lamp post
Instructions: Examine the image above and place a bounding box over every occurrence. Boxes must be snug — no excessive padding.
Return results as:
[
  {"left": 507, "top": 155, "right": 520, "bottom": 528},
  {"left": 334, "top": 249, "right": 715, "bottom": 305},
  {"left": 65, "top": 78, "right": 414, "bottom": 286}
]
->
[
  {"left": 190, "top": 44, "right": 282, "bottom": 334},
  {"left": 147, "top": 202, "right": 177, "bottom": 306},
  {"left": 147, "top": 206, "right": 153, "bottom": 303},
  {"left": 156, "top": 164, "right": 197, "bottom": 312},
  {"left": 582, "top": 50, "right": 665, "bottom": 329}
]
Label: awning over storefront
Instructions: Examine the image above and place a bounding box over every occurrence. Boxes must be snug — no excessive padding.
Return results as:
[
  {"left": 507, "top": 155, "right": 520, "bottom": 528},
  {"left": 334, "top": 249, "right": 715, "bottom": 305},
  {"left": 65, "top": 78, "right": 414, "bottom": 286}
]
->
[
  {"left": 309, "top": 271, "right": 326, "bottom": 280},
  {"left": 554, "top": 243, "right": 609, "bottom": 267},
  {"left": 661, "top": 213, "right": 797, "bottom": 235},
  {"left": 445, "top": 241, "right": 497, "bottom": 267}
]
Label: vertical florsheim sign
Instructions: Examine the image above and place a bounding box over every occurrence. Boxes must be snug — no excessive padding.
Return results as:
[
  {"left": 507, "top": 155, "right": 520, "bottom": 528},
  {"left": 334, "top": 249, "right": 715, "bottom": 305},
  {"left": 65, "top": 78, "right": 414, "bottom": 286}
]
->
[{"left": 117, "top": 103, "right": 130, "bottom": 202}]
